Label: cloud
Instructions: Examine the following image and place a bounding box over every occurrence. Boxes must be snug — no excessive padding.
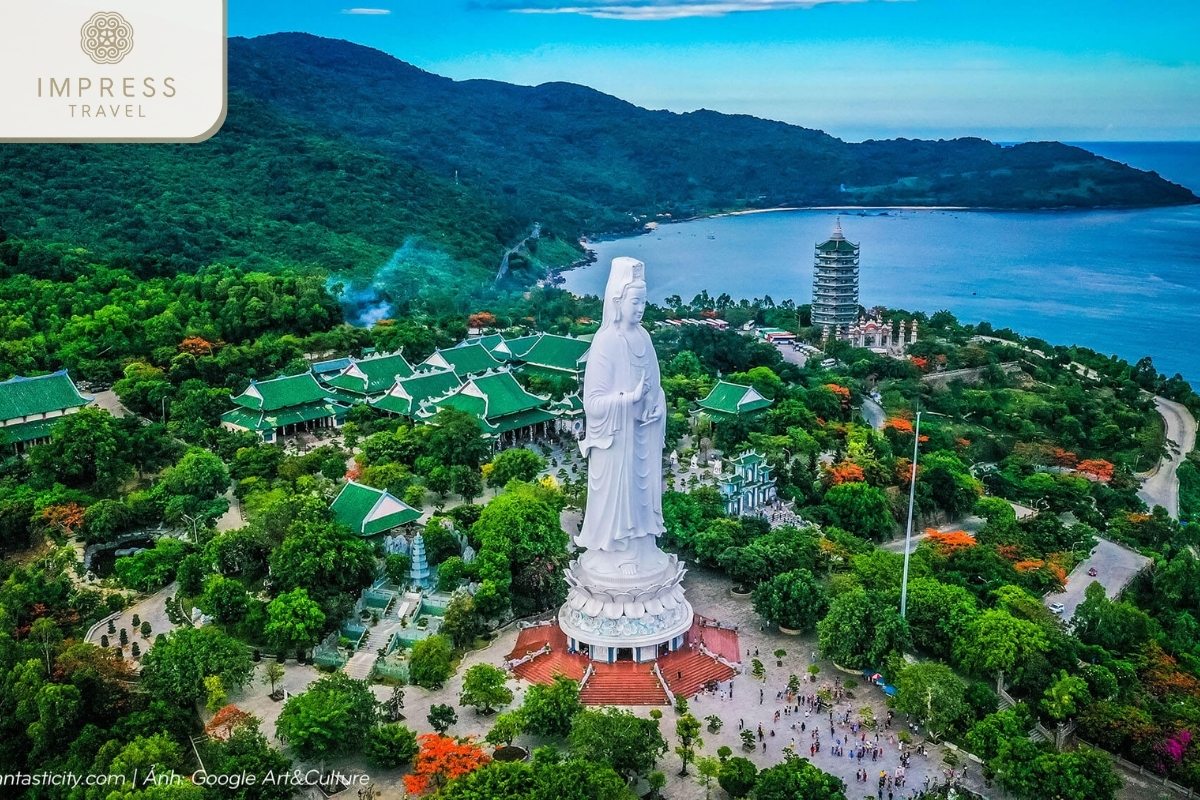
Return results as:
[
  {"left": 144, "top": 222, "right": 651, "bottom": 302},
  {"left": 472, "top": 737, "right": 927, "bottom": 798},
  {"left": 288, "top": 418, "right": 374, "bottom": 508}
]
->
[
  {"left": 474, "top": 0, "right": 882, "bottom": 20},
  {"left": 341, "top": 7, "right": 392, "bottom": 14}
]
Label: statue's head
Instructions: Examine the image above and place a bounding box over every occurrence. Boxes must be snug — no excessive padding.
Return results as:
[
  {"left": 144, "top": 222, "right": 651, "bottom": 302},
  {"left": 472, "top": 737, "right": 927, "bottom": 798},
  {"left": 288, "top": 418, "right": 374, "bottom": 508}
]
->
[{"left": 602, "top": 257, "right": 647, "bottom": 329}]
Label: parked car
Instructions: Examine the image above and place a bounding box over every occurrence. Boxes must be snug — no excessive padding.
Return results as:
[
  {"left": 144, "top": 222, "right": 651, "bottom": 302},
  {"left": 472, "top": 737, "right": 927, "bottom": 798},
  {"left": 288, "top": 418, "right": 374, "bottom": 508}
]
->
[
  {"left": 1087, "top": 567, "right": 1098, "bottom": 577},
  {"left": 1050, "top": 603, "right": 1066, "bottom": 615}
]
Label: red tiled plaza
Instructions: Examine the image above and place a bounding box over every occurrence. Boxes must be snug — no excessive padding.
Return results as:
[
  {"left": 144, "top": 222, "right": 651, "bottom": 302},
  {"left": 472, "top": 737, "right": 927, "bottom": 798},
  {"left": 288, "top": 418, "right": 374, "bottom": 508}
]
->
[{"left": 507, "top": 614, "right": 740, "bottom": 705}]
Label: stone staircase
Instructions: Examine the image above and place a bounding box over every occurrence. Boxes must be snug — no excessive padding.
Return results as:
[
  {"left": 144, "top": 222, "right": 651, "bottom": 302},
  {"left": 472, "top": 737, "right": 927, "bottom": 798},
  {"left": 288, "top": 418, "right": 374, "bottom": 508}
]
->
[
  {"left": 660, "top": 649, "right": 737, "bottom": 699},
  {"left": 342, "top": 619, "right": 402, "bottom": 679},
  {"left": 579, "top": 661, "right": 669, "bottom": 706}
]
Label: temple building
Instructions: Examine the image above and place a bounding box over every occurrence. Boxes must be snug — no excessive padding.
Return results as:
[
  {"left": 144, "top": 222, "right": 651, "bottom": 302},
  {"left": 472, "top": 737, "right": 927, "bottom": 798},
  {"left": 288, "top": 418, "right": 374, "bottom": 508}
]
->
[
  {"left": 221, "top": 372, "right": 349, "bottom": 443},
  {"left": 845, "top": 316, "right": 919, "bottom": 355},
  {"left": 420, "top": 342, "right": 506, "bottom": 379},
  {"left": 0, "top": 371, "right": 93, "bottom": 452},
  {"left": 320, "top": 351, "right": 414, "bottom": 403},
  {"left": 812, "top": 218, "right": 860, "bottom": 340},
  {"left": 695, "top": 380, "right": 773, "bottom": 423},
  {"left": 369, "top": 368, "right": 462, "bottom": 420},
  {"left": 509, "top": 333, "right": 591, "bottom": 385},
  {"left": 415, "top": 368, "right": 558, "bottom": 446},
  {"left": 331, "top": 480, "right": 421, "bottom": 538},
  {"left": 717, "top": 451, "right": 777, "bottom": 516}
]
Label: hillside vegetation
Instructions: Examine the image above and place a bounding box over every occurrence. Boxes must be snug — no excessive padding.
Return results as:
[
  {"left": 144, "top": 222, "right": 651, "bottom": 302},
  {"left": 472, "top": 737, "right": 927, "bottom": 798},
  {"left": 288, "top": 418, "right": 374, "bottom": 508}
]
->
[{"left": 0, "top": 32, "right": 1194, "bottom": 306}]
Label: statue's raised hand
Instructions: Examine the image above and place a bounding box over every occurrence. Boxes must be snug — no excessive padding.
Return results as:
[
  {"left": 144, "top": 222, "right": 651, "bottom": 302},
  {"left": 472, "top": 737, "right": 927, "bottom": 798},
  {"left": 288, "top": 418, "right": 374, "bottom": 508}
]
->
[{"left": 631, "top": 373, "right": 647, "bottom": 403}]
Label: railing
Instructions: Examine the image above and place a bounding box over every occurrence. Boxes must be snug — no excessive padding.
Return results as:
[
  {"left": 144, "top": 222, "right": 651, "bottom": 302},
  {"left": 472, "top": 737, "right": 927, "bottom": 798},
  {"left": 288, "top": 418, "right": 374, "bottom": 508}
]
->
[
  {"left": 579, "top": 663, "right": 595, "bottom": 691},
  {"left": 504, "top": 643, "right": 550, "bottom": 671},
  {"left": 652, "top": 662, "right": 675, "bottom": 706},
  {"left": 1077, "top": 738, "right": 1197, "bottom": 798},
  {"left": 698, "top": 642, "right": 744, "bottom": 674}
]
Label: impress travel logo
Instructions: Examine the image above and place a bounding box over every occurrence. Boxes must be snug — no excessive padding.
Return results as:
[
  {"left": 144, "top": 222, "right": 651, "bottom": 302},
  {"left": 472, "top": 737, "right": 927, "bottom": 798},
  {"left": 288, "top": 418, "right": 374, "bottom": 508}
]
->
[{"left": 0, "top": 2, "right": 226, "bottom": 142}]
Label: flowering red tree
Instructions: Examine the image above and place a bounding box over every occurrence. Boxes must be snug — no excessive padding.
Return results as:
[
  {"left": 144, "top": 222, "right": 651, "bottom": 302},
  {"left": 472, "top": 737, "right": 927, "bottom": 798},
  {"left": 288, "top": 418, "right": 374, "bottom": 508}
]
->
[
  {"left": 40, "top": 503, "right": 86, "bottom": 536},
  {"left": 1077, "top": 459, "right": 1115, "bottom": 483},
  {"left": 468, "top": 312, "right": 497, "bottom": 329},
  {"left": 823, "top": 460, "right": 865, "bottom": 486},
  {"left": 403, "top": 734, "right": 489, "bottom": 795},
  {"left": 205, "top": 705, "right": 258, "bottom": 740},
  {"left": 926, "top": 530, "right": 977, "bottom": 555}
]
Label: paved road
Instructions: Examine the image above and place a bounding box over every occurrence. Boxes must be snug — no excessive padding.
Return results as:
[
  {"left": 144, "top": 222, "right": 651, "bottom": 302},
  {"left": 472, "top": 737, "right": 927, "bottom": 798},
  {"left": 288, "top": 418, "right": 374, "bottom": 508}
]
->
[
  {"left": 860, "top": 397, "right": 885, "bottom": 431},
  {"left": 882, "top": 515, "right": 984, "bottom": 554},
  {"left": 774, "top": 342, "right": 809, "bottom": 368},
  {"left": 1046, "top": 539, "right": 1151, "bottom": 622},
  {"left": 1138, "top": 397, "right": 1197, "bottom": 518},
  {"left": 88, "top": 389, "right": 132, "bottom": 418}
]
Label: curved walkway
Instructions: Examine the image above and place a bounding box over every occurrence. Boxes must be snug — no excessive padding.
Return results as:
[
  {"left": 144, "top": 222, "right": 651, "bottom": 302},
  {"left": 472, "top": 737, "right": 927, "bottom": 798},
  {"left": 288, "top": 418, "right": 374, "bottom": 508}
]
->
[{"left": 1138, "top": 397, "right": 1197, "bottom": 518}]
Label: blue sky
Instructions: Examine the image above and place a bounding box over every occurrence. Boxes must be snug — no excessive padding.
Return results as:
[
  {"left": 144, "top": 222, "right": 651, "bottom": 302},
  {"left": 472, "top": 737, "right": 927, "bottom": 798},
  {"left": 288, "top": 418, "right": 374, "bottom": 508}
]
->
[{"left": 229, "top": 0, "right": 1200, "bottom": 142}]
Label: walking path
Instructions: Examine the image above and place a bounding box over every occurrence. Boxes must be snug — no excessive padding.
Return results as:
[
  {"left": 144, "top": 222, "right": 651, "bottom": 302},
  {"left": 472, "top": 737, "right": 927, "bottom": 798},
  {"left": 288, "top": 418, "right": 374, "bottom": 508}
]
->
[{"left": 1138, "top": 397, "right": 1196, "bottom": 518}]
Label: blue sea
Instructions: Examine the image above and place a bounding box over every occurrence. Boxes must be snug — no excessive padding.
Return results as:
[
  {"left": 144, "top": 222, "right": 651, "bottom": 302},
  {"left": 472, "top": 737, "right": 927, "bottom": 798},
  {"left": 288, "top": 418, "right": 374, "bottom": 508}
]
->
[{"left": 562, "top": 142, "right": 1200, "bottom": 384}]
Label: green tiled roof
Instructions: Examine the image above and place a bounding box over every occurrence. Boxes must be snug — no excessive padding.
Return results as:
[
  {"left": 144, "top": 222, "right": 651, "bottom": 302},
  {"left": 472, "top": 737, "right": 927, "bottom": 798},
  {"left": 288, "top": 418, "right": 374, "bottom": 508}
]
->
[
  {"left": 697, "top": 381, "right": 773, "bottom": 417},
  {"left": 517, "top": 334, "right": 590, "bottom": 374},
  {"left": 332, "top": 481, "right": 421, "bottom": 536},
  {"left": 732, "top": 450, "right": 765, "bottom": 466},
  {"left": 370, "top": 369, "right": 461, "bottom": 417},
  {"left": 417, "top": 370, "right": 555, "bottom": 436},
  {"left": 422, "top": 343, "right": 504, "bottom": 378},
  {"left": 1, "top": 417, "right": 61, "bottom": 446},
  {"left": 550, "top": 393, "right": 584, "bottom": 416},
  {"left": 503, "top": 335, "right": 541, "bottom": 359},
  {"left": 323, "top": 352, "right": 414, "bottom": 396},
  {"left": 0, "top": 371, "right": 91, "bottom": 422},
  {"left": 221, "top": 401, "right": 346, "bottom": 432},
  {"left": 231, "top": 373, "right": 331, "bottom": 412},
  {"left": 485, "top": 407, "right": 557, "bottom": 436},
  {"left": 468, "top": 334, "right": 516, "bottom": 360},
  {"left": 816, "top": 238, "right": 859, "bottom": 254},
  {"left": 470, "top": 371, "right": 549, "bottom": 417}
]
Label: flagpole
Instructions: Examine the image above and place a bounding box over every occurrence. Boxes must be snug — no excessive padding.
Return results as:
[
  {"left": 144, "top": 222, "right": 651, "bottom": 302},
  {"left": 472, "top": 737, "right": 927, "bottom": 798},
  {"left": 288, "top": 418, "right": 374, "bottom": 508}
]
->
[{"left": 899, "top": 411, "right": 921, "bottom": 618}]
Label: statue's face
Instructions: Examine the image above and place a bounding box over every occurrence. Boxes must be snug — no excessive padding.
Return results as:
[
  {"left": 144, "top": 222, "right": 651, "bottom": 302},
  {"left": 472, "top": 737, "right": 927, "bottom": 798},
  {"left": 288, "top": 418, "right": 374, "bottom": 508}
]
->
[{"left": 619, "top": 282, "right": 647, "bottom": 325}]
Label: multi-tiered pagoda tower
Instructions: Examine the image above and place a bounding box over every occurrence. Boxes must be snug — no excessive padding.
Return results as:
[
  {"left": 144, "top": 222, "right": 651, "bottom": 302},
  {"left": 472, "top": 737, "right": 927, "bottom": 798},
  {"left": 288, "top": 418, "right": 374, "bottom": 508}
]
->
[{"left": 812, "top": 218, "right": 860, "bottom": 341}]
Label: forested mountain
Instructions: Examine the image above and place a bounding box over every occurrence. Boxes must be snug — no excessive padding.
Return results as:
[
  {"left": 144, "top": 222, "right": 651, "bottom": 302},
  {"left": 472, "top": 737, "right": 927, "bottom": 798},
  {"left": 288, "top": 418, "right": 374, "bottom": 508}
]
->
[{"left": 0, "top": 32, "right": 1194, "bottom": 295}]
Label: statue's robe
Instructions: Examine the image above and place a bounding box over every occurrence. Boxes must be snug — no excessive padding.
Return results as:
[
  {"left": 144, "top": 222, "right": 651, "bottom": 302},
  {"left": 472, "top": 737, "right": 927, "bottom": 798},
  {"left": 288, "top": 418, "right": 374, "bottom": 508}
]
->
[{"left": 576, "top": 325, "right": 667, "bottom": 551}]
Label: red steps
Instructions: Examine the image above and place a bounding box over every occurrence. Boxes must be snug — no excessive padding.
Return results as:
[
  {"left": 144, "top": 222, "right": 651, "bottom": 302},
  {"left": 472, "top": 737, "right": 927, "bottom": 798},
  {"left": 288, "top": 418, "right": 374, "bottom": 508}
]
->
[
  {"left": 660, "top": 648, "right": 737, "bottom": 699},
  {"left": 580, "top": 661, "right": 669, "bottom": 706}
]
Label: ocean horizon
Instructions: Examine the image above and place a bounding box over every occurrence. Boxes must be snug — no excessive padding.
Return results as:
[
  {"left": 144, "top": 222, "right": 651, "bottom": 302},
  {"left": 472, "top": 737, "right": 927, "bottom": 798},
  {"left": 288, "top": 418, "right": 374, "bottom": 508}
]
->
[{"left": 563, "top": 141, "right": 1200, "bottom": 385}]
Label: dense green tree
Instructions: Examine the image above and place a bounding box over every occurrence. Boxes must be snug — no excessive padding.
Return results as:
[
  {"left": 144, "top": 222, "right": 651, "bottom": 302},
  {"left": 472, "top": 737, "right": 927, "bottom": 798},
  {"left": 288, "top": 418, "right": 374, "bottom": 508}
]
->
[
  {"left": 409, "top": 634, "right": 454, "bottom": 689},
  {"left": 752, "top": 753, "right": 847, "bottom": 800},
  {"left": 161, "top": 448, "right": 230, "bottom": 501},
  {"left": 459, "top": 664, "right": 513, "bottom": 715},
  {"left": 198, "top": 575, "right": 251, "bottom": 625},
  {"left": 268, "top": 519, "right": 375, "bottom": 619},
  {"left": 275, "top": 672, "right": 378, "bottom": 760},
  {"left": 437, "top": 757, "right": 632, "bottom": 800},
  {"left": 818, "top": 588, "right": 909, "bottom": 669},
  {"left": 820, "top": 482, "right": 895, "bottom": 541},
  {"left": 1041, "top": 670, "right": 1091, "bottom": 721},
  {"left": 568, "top": 707, "right": 668, "bottom": 782},
  {"left": 485, "top": 710, "right": 525, "bottom": 748},
  {"left": 520, "top": 674, "right": 581, "bottom": 739},
  {"left": 113, "top": 537, "right": 187, "bottom": 592},
  {"left": 428, "top": 702, "right": 459, "bottom": 734},
  {"left": 140, "top": 626, "right": 253, "bottom": 706},
  {"left": 1072, "top": 581, "right": 1156, "bottom": 655},
  {"left": 264, "top": 588, "right": 326, "bottom": 655},
  {"left": 442, "top": 591, "right": 483, "bottom": 649},
  {"left": 202, "top": 724, "right": 295, "bottom": 800},
  {"left": 175, "top": 552, "right": 208, "bottom": 597},
  {"left": 718, "top": 756, "right": 758, "bottom": 799},
  {"left": 364, "top": 723, "right": 419, "bottom": 769},
  {"left": 488, "top": 448, "right": 547, "bottom": 488},
  {"left": 28, "top": 408, "right": 132, "bottom": 493},
  {"left": 752, "top": 569, "right": 828, "bottom": 632},
  {"left": 903, "top": 577, "right": 979, "bottom": 660},
  {"left": 893, "top": 662, "right": 969, "bottom": 739},
  {"left": 954, "top": 608, "right": 1050, "bottom": 682},
  {"left": 965, "top": 706, "right": 1033, "bottom": 762}
]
